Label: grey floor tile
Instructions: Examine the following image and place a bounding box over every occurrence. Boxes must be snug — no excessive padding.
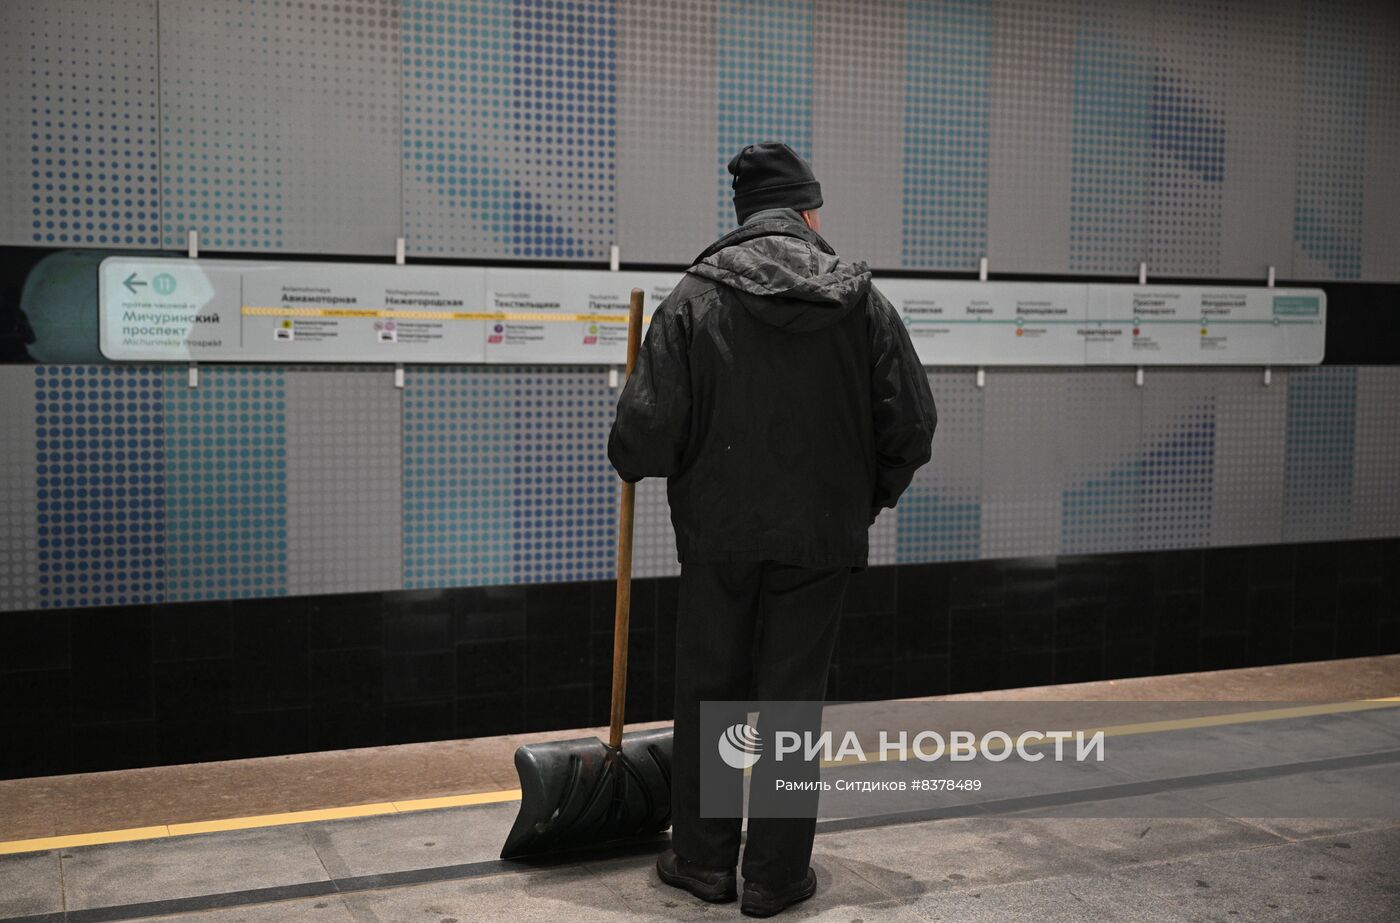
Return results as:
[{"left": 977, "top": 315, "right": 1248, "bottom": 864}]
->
[
  {"left": 576, "top": 846, "right": 909, "bottom": 921},
  {"left": 37, "top": 764, "right": 1398, "bottom": 923},
  {"left": 811, "top": 851, "right": 933, "bottom": 907},
  {"left": 123, "top": 894, "right": 356, "bottom": 922},
  {"left": 1344, "top": 705, "right": 1400, "bottom": 736},
  {"left": 346, "top": 859, "right": 926, "bottom": 923},
  {"left": 993, "top": 787, "right": 1235, "bottom": 820},
  {"left": 304, "top": 802, "right": 519, "bottom": 878},
  {"left": 1096, "top": 723, "right": 1324, "bottom": 782},
  {"left": 1115, "top": 836, "right": 1400, "bottom": 922},
  {"left": 996, "top": 794, "right": 1286, "bottom": 869},
  {"left": 61, "top": 826, "right": 331, "bottom": 910},
  {"left": 1218, "top": 709, "right": 1400, "bottom": 763},
  {"left": 819, "top": 751, "right": 1143, "bottom": 820},
  {"left": 1296, "top": 825, "right": 1400, "bottom": 884},
  {"left": 1169, "top": 762, "right": 1400, "bottom": 823},
  {"left": 0, "top": 849, "right": 62, "bottom": 919},
  {"left": 1042, "top": 816, "right": 1279, "bottom": 870},
  {"left": 340, "top": 863, "right": 644, "bottom": 923},
  {"left": 573, "top": 851, "right": 726, "bottom": 922},
  {"left": 908, "top": 872, "right": 1197, "bottom": 923},
  {"left": 1235, "top": 815, "right": 1400, "bottom": 842},
  {"left": 817, "top": 815, "right": 1099, "bottom": 899},
  {"left": 1100, "top": 707, "right": 1399, "bottom": 787},
  {"left": 752, "top": 897, "right": 928, "bottom": 922}
]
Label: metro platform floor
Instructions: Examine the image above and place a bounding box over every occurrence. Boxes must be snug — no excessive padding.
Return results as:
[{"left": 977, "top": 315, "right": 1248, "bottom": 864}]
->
[{"left": 1, "top": 655, "right": 1397, "bottom": 922}]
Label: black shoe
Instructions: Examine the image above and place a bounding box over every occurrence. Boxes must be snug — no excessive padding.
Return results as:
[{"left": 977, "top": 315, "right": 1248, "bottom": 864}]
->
[
  {"left": 741, "top": 867, "right": 818, "bottom": 917},
  {"left": 655, "top": 848, "right": 737, "bottom": 903}
]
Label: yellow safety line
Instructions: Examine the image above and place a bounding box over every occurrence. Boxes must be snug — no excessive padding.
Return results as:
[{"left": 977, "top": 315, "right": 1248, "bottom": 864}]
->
[
  {"left": 2, "top": 696, "right": 1396, "bottom": 856},
  {"left": 0, "top": 825, "right": 171, "bottom": 853},
  {"left": 0, "top": 789, "right": 522, "bottom": 856},
  {"left": 817, "top": 696, "right": 1400, "bottom": 767},
  {"left": 391, "top": 789, "right": 525, "bottom": 813},
  {"left": 168, "top": 802, "right": 399, "bottom": 836}
]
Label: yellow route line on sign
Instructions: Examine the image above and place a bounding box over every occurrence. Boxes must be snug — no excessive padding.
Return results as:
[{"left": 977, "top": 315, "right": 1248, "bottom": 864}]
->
[
  {"left": 241, "top": 306, "right": 650, "bottom": 323},
  {"left": 2, "top": 696, "right": 1396, "bottom": 855}
]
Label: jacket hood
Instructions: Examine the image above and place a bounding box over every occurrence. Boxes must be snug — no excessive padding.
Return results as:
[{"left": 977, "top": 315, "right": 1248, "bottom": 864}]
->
[{"left": 686, "top": 217, "right": 871, "bottom": 332}]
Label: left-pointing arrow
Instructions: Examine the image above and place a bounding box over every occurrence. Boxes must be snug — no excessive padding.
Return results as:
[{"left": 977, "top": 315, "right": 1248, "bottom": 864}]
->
[{"left": 123, "top": 272, "right": 147, "bottom": 295}]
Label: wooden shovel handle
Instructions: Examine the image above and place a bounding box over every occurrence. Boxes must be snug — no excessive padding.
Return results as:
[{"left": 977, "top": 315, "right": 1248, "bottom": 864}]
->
[{"left": 609, "top": 288, "right": 645, "bottom": 750}]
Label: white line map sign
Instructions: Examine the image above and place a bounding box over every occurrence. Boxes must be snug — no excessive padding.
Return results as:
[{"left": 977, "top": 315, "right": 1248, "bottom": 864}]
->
[
  {"left": 100, "top": 257, "right": 489, "bottom": 362},
  {"left": 878, "top": 280, "right": 1325, "bottom": 365},
  {"left": 99, "top": 257, "right": 1325, "bottom": 366},
  {"left": 481, "top": 268, "right": 678, "bottom": 364}
]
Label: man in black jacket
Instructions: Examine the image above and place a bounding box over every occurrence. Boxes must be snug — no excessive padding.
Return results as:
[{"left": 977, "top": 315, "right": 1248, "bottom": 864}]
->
[{"left": 608, "top": 141, "right": 937, "bottom": 917}]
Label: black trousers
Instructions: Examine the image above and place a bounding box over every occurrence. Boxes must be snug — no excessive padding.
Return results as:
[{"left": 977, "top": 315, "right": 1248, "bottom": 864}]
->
[{"left": 670, "top": 560, "right": 849, "bottom": 886}]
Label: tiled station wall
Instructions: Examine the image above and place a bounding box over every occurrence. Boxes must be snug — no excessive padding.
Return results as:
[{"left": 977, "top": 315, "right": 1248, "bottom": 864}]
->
[{"left": 3, "top": 0, "right": 1400, "bottom": 775}]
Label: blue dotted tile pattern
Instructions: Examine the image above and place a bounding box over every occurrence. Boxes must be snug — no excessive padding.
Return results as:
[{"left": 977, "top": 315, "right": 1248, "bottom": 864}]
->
[
  {"left": 716, "top": 0, "right": 813, "bottom": 235},
  {"left": 510, "top": 0, "right": 617, "bottom": 259},
  {"left": 511, "top": 369, "right": 616, "bottom": 583},
  {"left": 1063, "top": 404, "right": 1217, "bottom": 555},
  {"left": 1062, "top": 456, "right": 1140, "bottom": 555},
  {"left": 403, "top": 0, "right": 513, "bottom": 255},
  {"left": 901, "top": 0, "right": 990, "bottom": 270},
  {"left": 895, "top": 491, "right": 981, "bottom": 563},
  {"left": 1149, "top": 62, "right": 1225, "bottom": 274},
  {"left": 1283, "top": 367, "right": 1356, "bottom": 540},
  {"left": 26, "top": 1, "right": 160, "bottom": 246},
  {"left": 162, "top": 367, "right": 288, "bottom": 601},
  {"left": 160, "top": 0, "right": 284, "bottom": 250},
  {"left": 1152, "top": 80, "right": 1226, "bottom": 181},
  {"left": 403, "top": 367, "right": 516, "bottom": 588},
  {"left": 1138, "top": 405, "right": 1216, "bottom": 549},
  {"left": 34, "top": 366, "right": 165, "bottom": 609},
  {"left": 5, "top": 363, "right": 1398, "bottom": 611},
  {"left": 8, "top": 1, "right": 1400, "bottom": 283},
  {"left": 1070, "top": 17, "right": 1150, "bottom": 274},
  {"left": 403, "top": 0, "right": 617, "bottom": 258},
  {"left": 1294, "top": 0, "right": 1366, "bottom": 280}
]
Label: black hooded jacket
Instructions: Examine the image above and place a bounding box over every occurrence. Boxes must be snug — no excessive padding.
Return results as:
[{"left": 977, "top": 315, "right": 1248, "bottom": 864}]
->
[{"left": 606, "top": 212, "right": 938, "bottom": 568}]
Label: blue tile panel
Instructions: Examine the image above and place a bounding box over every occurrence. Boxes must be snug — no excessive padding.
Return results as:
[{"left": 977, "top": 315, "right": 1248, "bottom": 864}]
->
[
  {"left": 27, "top": 3, "right": 160, "bottom": 247},
  {"left": 1294, "top": 0, "right": 1367, "bottom": 279},
  {"left": 510, "top": 0, "right": 618, "bottom": 259},
  {"left": 1063, "top": 405, "right": 1217, "bottom": 555},
  {"left": 162, "top": 367, "right": 288, "bottom": 601},
  {"left": 1149, "top": 62, "right": 1225, "bottom": 273},
  {"left": 34, "top": 366, "right": 165, "bottom": 608},
  {"left": 510, "top": 369, "right": 617, "bottom": 583},
  {"left": 896, "top": 491, "right": 982, "bottom": 564},
  {"left": 403, "top": 0, "right": 516, "bottom": 255},
  {"left": 160, "top": 0, "right": 284, "bottom": 249},
  {"left": 5, "top": 363, "right": 1391, "bottom": 613},
  {"left": 1070, "top": 18, "right": 1151, "bottom": 274},
  {"left": 402, "top": 0, "right": 617, "bottom": 258},
  {"left": 402, "top": 366, "right": 516, "bottom": 588},
  {"left": 1283, "top": 367, "right": 1357, "bottom": 540},
  {"left": 1151, "top": 70, "right": 1225, "bottom": 185},
  {"left": 1138, "top": 405, "right": 1216, "bottom": 546},
  {"left": 1062, "top": 457, "right": 1141, "bottom": 555},
  {"left": 715, "top": 0, "right": 814, "bottom": 235},
  {"left": 902, "top": 0, "right": 991, "bottom": 270}
]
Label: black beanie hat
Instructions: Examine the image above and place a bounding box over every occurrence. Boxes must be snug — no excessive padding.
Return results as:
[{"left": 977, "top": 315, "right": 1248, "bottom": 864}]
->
[{"left": 727, "top": 141, "right": 823, "bottom": 223}]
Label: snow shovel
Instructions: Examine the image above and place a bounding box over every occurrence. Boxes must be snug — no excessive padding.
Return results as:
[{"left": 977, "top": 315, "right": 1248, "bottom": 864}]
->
[{"left": 500, "top": 287, "right": 674, "bottom": 859}]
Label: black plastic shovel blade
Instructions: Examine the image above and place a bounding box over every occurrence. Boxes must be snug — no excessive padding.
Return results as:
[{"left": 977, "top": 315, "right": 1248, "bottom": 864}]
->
[{"left": 499, "top": 726, "right": 673, "bottom": 859}]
